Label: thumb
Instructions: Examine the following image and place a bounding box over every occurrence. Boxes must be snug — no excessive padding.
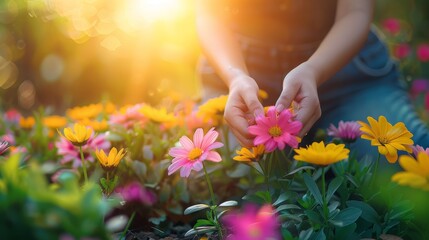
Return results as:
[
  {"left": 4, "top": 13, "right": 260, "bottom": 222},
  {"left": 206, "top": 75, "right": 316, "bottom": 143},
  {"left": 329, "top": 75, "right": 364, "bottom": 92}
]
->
[
  {"left": 242, "top": 92, "right": 264, "bottom": 117},
  {"left": 275, "top": 81, "right": 299, "bottom": 112}
]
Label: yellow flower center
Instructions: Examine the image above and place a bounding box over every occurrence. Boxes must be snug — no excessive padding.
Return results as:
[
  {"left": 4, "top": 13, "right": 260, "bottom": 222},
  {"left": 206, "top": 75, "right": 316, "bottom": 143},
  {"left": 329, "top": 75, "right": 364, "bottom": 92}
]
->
[
  {"left": 268, "top": 126, "right": 282, "bottom": 137},
  {"left": 378, "top": 136, "right": 389, "bottom": 145},
  {"left": 188, "top": 148, "right": 203, "bottom": 160}
]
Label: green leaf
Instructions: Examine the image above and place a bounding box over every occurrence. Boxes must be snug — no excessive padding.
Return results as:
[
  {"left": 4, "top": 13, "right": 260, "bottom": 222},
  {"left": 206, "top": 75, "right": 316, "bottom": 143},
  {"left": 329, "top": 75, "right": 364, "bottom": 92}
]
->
[
  {"left": 334, "top": 223, "right": 356, "bottom": 240},
  {"left": 276, "top": 204, "right": 301, "bottom": 213},
  {"left": 193, "top": 219, "right": 215, "bottom": 228},
  {"left": 100, "top": 178, "right": 108, "bottom": 189},
  {"left": 326, "top": 177, "right": 343, "bottom": 202},
  {"left": 329, "top": 207, "right": 362, "bottom": 227},
  {"left": 305, "top": 209, "right": 322, "bottom": 225},
  {"left": 279, "top": 213, "right": 303, "bottom": 222},
  {"left": 184, "top": 226, "right": 217, "bottom": 237},
  {"left": 299, "top": 228, "right": 314, "bottom": 240},
  {"left": 184, "top": 204, "right": 210, "bottom": 215},
  {"left": 303, "top": 173, "right": 323, "bottom": 206},
  {"left": 284, "top": 166, "right": 315, "bottom": 177},
  {"left": 312, "top": 230, "right": 326, "bottom": 240},
  {"left": 273, "top": 192, "right": 290, "bottom": 206},
  {"left": 219, "top": 200, "right": 238, "bottom": 207},
  {"left": 346, "top": 200, "right": 379, "bottom": 223}
]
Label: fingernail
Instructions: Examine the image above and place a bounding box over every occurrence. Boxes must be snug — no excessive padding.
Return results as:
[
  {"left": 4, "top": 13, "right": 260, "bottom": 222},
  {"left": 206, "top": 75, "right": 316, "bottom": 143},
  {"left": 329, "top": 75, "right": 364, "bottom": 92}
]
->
[
  {"left": 254, "top": 109, "right": 263, "bottom": 117},
  {"left": 275, "top": 104, "right": 284, "bottom": 112}
]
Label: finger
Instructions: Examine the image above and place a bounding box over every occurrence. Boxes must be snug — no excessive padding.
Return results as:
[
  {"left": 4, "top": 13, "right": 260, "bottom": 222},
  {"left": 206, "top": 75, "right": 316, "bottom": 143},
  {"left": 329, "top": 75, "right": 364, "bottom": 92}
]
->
[
  {"left": 295, "top": 102, "right": 321, "bottom": 138},
  {"left": 275, "top": 80, "right": 300, "bottom": 112},
  {"left": 241, "top": 90, "right": 264, "bottom": 117},
  {"left": 224, "top": 112, "right": 254, "bottom": 147}
]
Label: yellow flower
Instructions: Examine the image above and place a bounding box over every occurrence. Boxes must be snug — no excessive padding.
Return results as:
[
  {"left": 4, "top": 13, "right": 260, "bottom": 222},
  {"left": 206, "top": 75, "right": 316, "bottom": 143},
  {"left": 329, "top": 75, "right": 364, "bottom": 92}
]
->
[
  {"left": 358, "top": 116, "right": 413, "bottom": 163},
  {"left": 60, "top": 123, "right": 93, "bottom": 146},
  {"left": 139, "top": 105, "right": 177, "bottom": 124},
  {"left": 96, "top": 147, "right": 126, "bottom": 171},
  {"left": 258, "top": 89, "right": 268, "bottom": 100},
  {"left": 294, "top": 141, "right": 349, "bottom": 166},
  {"left": 79, "top": 118, "right": 109, "bottom": 132},
  {"left": 197, "top": 95, "right": 228, "bottom": 126},
  {"left": 66, "top": 104, "right": 103, "bottom": 121},
  {"left": 233, "top": 145, "right": 265, "bottom": 162},
  {"left": 391, "top": 152, "right": 429, "bottom": 191},
  {"left": 43, "top": 115, "right": 67, "bottom": 129},
  {"left": 19, "top": 116, "right": 35, "bottom": 129}
]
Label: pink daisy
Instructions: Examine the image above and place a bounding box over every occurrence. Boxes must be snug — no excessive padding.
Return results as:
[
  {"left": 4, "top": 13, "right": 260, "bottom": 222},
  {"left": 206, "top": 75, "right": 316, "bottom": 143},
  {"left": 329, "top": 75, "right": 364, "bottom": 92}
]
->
[
  {"left": 417, "top": 43, "right": 429, "bottom": 62},
  {"left": 327, "top": 120, "right": 362, "bottom": 143},
  {"left": 381, "top": 18, "right": 401, "bottom": 35},
  {"left": 412, "top": 145, "right": 429, "bottom": 158},
  {"left": 168, "top": 127, "right": 223, "bottom": 178},
  {"left": 0, "top": 141, "right": 9, "bottom": 155},
  {"left": 116, "top": 181, "right": 157, "bottom": 206},
  {"left": 248, "top": 106, "right": 302, "bottom": 152},
  {"left": 109, "top": 103, "right": 147, "bottom": 129},
  {"left": 222, "top": 204, "right": 281, "bottom": 240}
]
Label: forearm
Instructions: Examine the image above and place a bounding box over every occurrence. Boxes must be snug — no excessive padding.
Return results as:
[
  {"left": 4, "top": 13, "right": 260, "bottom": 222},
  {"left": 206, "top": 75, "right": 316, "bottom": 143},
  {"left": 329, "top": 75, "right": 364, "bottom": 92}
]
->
[
  {"left": 307, "top": 0, "right": 374, "bottom": 85},
  {"left": 196, "top": 0, "right": 249, "bottom": 88}
]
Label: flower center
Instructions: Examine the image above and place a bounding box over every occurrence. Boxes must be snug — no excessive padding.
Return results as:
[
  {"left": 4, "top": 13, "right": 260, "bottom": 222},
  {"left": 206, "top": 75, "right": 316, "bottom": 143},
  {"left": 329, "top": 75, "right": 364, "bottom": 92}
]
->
[
  {"left": 188, "top": 148, "right": 203, "bottom": 160},
  {"left": 268, "top": 125, "right": 282, "bottom": 137},
  {"left": 378, "top": 136, "right": 389, "bottom": 145}
]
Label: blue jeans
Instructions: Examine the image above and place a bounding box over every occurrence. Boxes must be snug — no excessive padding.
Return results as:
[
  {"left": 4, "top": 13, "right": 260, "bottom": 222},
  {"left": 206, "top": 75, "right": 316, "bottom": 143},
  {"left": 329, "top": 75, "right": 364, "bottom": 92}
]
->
[{"left": 197, "top": 27, "right": 429, "bottom": 157}]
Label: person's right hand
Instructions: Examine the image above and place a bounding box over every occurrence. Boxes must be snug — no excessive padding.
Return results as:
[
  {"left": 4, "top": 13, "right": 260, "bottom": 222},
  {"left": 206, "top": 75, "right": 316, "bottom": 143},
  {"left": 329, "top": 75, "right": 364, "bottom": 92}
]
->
[{"left": 224, "top": 75, "right": 264, "bottom": 147}]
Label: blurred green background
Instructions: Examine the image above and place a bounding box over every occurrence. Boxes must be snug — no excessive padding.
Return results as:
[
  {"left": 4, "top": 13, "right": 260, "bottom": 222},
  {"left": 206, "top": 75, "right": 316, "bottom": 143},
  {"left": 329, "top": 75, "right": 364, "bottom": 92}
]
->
[{"left": 0, "top": 0, "right": 428, "bottom": 114}]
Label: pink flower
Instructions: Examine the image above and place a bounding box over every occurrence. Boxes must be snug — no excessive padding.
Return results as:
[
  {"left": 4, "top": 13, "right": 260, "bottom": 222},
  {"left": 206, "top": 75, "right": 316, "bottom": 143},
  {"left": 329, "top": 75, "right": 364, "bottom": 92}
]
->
[
  {"left": 410, "top": 79, "right": 429, "bottom": 98},
  {"left": 417, "top": 44, "right": 429, "bottom": 62},
  {"left": 412, "top": 145, "right": 429, "bottom": 158},
  {"left": 168, "top": 127, "right": 223, "bottom": 177},
  {"left": 382, "top": 18, "right": 401, "bottom": 35},
  {"left": 248, "top": 106, "right": 302, "bottom": 152},
  {"left": 56, "top": 133, "right": 111, "bottom": 168},
  {"left": 223, "top": 204, "right": 281, "bottom": 240},
  {"left": 0, "top": 141, "right": 9, "bottom": 155},
  {"left": 393, "top": 43, "right": 411, "bottom": 59},
  {"left": 0, "top": 132, "right": 15, "bottom": 145},
  {"left": 327, "top": 120, "right": 362, "bottom": 143},
  {"left": 116, "top": 181, "right": 157, "bottom": 206},
  {"left": 109, "top": 103, "right": 147, "bottom": 129},
  {"left": 4, "top": 108, "right": 21, "bottom": 124}
]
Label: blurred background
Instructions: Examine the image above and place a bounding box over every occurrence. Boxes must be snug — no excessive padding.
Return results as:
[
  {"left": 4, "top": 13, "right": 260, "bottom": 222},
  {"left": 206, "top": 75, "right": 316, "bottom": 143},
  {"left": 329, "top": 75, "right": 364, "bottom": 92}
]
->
[{"left": 0, "top": 0, "right": 428, "bottom": 115}]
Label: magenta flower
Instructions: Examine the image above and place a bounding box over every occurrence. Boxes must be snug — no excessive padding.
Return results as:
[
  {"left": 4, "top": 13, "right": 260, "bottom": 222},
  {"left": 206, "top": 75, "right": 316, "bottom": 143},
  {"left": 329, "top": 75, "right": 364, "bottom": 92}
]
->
[
  {"left": 223, "top": 204, "right": 281, "bottom": 240},
  {"left": 1, "top": 132, "right": 15, "bottom": 145},
  {"left": 327, "top": 120, "right": 362, "bottom": 143},
  {"left": 393, "top": 43, "right": 411, "bottom": 59},
  {"left": 248, "top": 106, "right": 302, "bottom": 152},
  {"left": 56, "top": 133, "right": 111, "bottom": 168},
  {"left": 417, "top": 44, "right": 429, "bottom": 62},
  {"left": 412, "top": 145, "right": 429, "bottom": 158},
  {"left": 381, "top": 18, "right": 401, "bottom": 35},
  {"left": 116, "top": 181, "right": 157, "bottom": 206},
  {"left": 168, "top": 127, "right": 223, "bottom": 177},
  {"left": 410, "top": 79, "right": 429, "bottom": 98}
]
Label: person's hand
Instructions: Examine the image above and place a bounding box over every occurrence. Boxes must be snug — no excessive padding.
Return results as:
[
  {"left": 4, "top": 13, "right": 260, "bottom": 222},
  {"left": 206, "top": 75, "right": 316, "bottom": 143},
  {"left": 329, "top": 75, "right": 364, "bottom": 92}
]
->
[
  {"left": 224, "top": 75, "right": 264, "bottom": 147},
  {"left": 275, "top": 62, "right": 321, "bottom": 137}
]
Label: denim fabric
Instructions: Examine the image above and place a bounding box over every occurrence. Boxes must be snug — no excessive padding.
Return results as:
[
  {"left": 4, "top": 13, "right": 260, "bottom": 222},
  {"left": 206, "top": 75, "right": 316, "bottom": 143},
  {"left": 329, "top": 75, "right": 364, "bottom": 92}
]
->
[{"left": 197, "top": 27, "right": 429, "bottom": 157}]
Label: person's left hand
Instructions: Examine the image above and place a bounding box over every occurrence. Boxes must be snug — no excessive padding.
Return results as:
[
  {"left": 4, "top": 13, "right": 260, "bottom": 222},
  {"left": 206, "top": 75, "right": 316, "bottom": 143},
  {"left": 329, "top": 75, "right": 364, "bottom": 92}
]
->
[{"left": 275, "top": 61, "right": 321, "bottom": 137}]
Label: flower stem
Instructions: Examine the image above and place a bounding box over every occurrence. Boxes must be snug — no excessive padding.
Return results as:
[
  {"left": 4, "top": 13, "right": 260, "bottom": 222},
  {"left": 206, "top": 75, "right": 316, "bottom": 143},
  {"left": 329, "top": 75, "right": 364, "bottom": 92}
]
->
[
  {"left": 121, "top": 211, "right": 136, "bottom": 240},
  {"left": 203, "top": 162, "right": 216, "bottom": 205},
  {"left": 267, "top": 152, "right": 274, "bottom": 186},
  {"left": 322, "top": 167, "right": 328, "bottom": 221},
  {"left": 202, "top": 162, "right": 223, "bottom": 239},
  {"left": 79, "top": 146, "right": 88, "bottom": 184},
  {"left": 222, "top": 125, "right": 231, "bottom": 160}
]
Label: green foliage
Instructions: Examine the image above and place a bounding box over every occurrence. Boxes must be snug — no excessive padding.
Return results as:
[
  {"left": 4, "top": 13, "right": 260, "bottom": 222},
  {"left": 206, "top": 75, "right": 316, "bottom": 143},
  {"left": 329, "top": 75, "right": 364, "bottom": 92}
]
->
[{"left": 0, "top": 154, "right": 116, "bottom": 239}]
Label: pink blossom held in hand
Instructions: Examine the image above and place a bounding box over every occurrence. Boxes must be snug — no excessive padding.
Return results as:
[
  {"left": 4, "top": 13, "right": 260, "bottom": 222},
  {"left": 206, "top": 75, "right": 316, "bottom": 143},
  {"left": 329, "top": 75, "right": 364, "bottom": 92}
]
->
[
  {"left": 222, "top": 204, "right": 281, "bottom": 240},
  {"left": 393, "top": 43, "right": 411, "bottom": 59},
  {"left": 168, "top": 127, "right": 223, "bottom": 178},
  {"left": 248, "top": 106, "right": 302, "bottom": 152},
  {"left": 417, "top": 44, "right": 429, "bottom": 62},
  {"left": 382, "top": 18, "right": 401, "bottom": 35},
  {"left": 327, "top": 120, "right": 362, "bottom": 143}
]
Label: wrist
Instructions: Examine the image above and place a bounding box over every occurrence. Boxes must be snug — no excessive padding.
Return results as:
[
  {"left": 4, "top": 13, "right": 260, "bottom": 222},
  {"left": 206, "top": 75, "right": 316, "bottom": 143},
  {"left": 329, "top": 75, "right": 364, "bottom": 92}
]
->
[
  {"left": 224, "top": 66, "right": 249, "bottom": 88},
  {"left": 302, "top": 61, "right": 325, "bottom": 86}
]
